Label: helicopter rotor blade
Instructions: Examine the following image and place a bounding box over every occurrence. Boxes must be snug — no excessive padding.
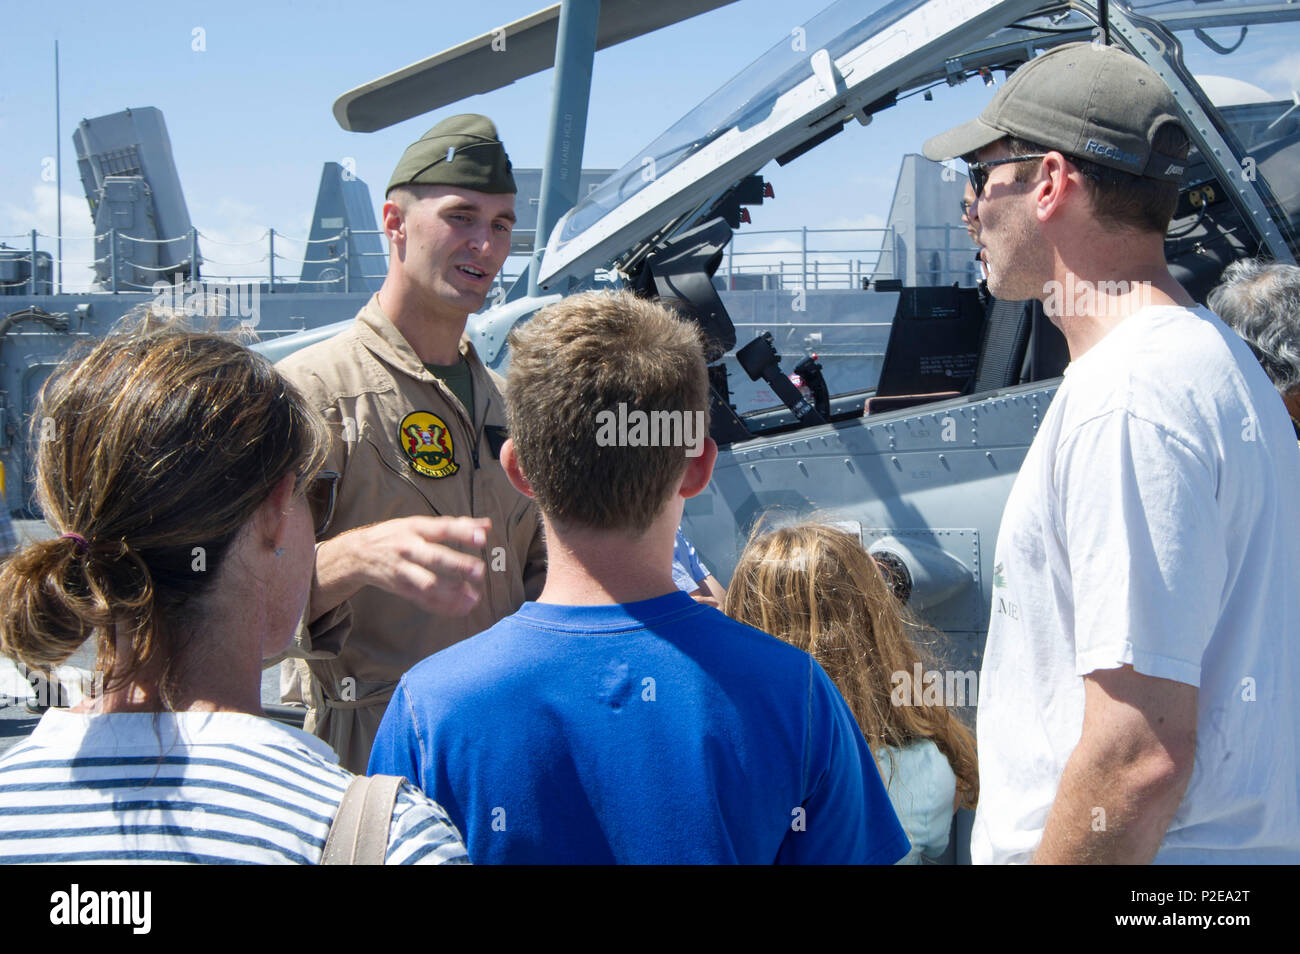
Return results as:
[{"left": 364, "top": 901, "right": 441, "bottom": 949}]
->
[{"left": 333, "top": 0, "right": 738, "bottom": 132}]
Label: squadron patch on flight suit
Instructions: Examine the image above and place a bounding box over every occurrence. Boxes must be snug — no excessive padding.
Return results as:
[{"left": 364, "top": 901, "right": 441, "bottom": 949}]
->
[{"left": 399, "top": 410, "right": 459, "bottom": 479}]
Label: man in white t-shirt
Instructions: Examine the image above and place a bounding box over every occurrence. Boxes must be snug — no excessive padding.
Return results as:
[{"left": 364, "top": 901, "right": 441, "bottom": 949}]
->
[{"left": 923, "top": 42, "right": 1300, "bottom": 863}]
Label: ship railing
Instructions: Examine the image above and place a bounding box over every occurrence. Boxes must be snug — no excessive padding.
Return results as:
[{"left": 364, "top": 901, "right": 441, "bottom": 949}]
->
[
  {"left": 0, "top": 227, "right": 390, "bottom": 295},
  {"left": 718, "top": 226, "right": 892, "bottom": 292},
  {"left": 3, "top": 223, "right": 977, "bottom": 295},
  {"left": 714, "top": 225, "right": 978, "bottom": 291},
  {"left": 914, "top": 224, "right": 984, "bottom": 288}
]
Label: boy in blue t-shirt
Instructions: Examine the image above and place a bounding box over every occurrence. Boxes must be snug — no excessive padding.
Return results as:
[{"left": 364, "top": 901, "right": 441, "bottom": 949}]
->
[{"left": 369, "top": 290, "right": 907, "bottom": 864}]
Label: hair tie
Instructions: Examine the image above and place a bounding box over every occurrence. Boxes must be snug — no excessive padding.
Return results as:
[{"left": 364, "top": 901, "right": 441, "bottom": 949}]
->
[{"left": 60, "top": 532, "right": 90, "bottom": 554}]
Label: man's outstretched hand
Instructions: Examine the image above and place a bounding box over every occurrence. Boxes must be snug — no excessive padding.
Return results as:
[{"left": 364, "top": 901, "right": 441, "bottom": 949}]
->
[{"left": 310, "top": 516, "right": 491, "bottom": 619}]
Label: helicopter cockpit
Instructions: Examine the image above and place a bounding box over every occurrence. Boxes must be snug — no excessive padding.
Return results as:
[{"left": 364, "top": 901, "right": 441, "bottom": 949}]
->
[{"left": 535, "top": 0, "right": 1300, "bottom": 449}]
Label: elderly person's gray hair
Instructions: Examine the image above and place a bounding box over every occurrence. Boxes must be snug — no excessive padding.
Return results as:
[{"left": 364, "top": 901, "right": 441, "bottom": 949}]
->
[{"left": 1208, "top": 260, "right": 1300, "bottom": 396}]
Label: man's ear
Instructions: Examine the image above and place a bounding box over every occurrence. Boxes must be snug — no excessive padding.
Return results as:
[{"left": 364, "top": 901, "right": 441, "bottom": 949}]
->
[
  {"left": 500, "top": 438, "right": 536, "bottom": 499},
  {"left": 258, "top": 471, "right": 298, "bottom": 552},
  {"left": 679, "top": 437, "right": 718, "bottom": 499},
  {"left": 1036, "top": 151, "right": 1074, "bottom": 223},
  {"left": 381, "top": 199, "right": 406, "bottom": 251}
]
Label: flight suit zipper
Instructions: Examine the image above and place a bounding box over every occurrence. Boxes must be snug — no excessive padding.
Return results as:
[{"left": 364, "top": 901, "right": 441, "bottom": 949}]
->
[
  {"left": 429, "top": 362, "right": 495, "bottom": 614},
  {"left": 472, "top": 397, "right": 490, "bottom": 472},
  {"left": 433, "top": 373, "right": 488, "bottom": 515}
]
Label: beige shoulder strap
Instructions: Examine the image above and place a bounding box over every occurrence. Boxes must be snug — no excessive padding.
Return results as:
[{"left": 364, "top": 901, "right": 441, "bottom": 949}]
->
[{"left": 322, "top": 774, "right": 404, "bottom": 865}]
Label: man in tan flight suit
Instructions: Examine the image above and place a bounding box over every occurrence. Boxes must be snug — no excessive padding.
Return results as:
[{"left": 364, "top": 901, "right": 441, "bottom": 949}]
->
[{"left": 276, "top": 114, "right": 546, "bottom": 771}]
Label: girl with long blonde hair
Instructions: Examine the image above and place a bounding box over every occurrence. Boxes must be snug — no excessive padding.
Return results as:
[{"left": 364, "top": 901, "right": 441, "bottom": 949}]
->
[{"left": 725, "top": 522, "right": 978, "bottom": 863}]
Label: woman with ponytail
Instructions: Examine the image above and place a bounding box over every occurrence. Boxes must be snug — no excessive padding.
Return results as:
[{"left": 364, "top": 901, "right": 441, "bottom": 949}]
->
[{"left": 0, "top": 320, "right": 467, "bottom": 864}]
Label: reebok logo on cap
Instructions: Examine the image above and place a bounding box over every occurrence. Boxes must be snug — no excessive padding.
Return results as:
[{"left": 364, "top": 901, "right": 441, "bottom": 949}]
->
[{"left": 1083, "top": 139, "right": 1141, "bottom": 168}]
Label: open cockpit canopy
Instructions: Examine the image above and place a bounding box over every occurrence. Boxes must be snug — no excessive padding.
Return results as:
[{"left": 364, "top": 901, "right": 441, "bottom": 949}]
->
[{"left": 538, "top": 0, "right": 1300, "bottom": 289}]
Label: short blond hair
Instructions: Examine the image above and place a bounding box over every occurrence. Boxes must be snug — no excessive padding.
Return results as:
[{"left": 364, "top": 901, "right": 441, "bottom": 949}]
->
[{"left": 505, "top": 290, "right": 709, "bottom": 534}]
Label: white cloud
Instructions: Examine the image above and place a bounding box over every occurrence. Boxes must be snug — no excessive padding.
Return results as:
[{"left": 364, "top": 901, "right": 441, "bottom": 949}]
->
[
  {"left": 0, "top": 184, "right": 92, "bottom": 242},
  {"left": 726, "top": 234, "right": 800, "bottom": 273},
  {"left": 187, "top": 196, "right": 273, "bottom": 283},
  {"left": 823, "top": 211, "right": 888, "bottom": 232},
  {"left": 1261, "top": 52, "right": 1300, "bottom": 95},
  {"left": 0, "top": 185, "right": 97, "bottom": 292}
]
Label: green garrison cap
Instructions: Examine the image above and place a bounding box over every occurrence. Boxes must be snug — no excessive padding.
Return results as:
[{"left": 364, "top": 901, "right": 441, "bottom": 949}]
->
[
  {"left": 924, "top": 43, "right": 1188, "bottom": 183},
  {"left": 386, "top": 113, "right": 516, "bottom": 196}
]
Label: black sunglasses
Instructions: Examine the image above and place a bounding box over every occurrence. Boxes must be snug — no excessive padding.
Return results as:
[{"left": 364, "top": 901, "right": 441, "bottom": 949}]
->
[
  {"left": 966, "top": 154, "right": 1047, "bottom": 198},
  {"left": 295, "top": 470, "right": 340, "bottom": 538}
]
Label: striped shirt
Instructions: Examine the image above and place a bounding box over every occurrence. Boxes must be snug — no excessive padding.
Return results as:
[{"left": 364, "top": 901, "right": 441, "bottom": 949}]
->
[{"left": 0, "top": 710, "right": 468, "bottom": 864}]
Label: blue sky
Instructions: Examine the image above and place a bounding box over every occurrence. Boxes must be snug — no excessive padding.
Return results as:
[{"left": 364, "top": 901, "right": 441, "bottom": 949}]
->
[
  {"left": 3, "top": 0, "right": 1296, "bottom": 290},
  {"left": 0, "top": 0, "right": 982, "bottom": 287}
]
